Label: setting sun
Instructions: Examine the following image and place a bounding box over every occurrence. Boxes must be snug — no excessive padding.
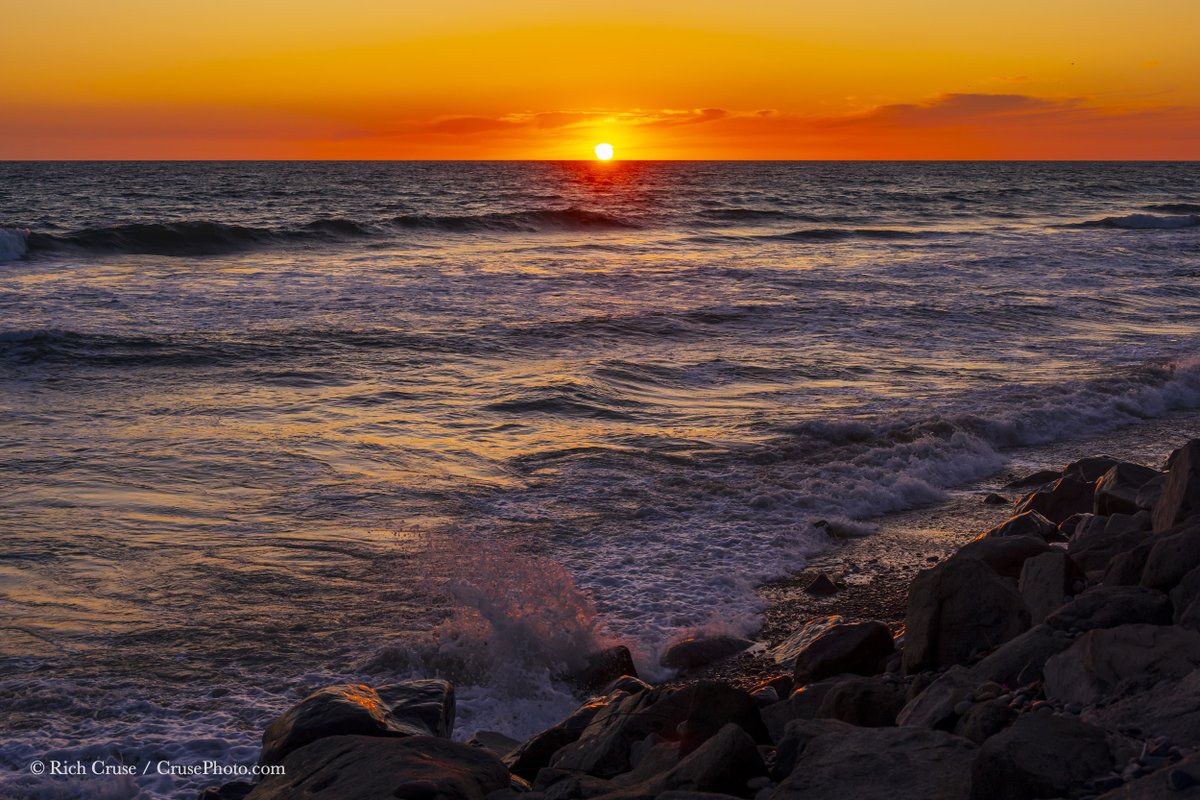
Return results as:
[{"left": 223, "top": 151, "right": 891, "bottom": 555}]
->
[{"left": 594, "top": 143, "right": 615, "bottom": 160}]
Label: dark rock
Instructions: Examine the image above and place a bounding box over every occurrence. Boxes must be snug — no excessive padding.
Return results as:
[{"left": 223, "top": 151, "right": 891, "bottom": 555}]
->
[
  {"left": 969, "top": 713, "right": 1114, "bottom": 800},
  {"left": 468, "top": 730, "right": 521, "bottom": 758},
  {"left": 761, "top": 679, "right": 843, "bottom": 743},
  {"left": 954, "top": 701, "right": 1015, "bottom": 745},
  {"left": 532, "top": 767, "right": 617, "bottom": 796},
  {"left": 1171, "top": 565, "right": 1200, "bottom": 625},
  {"left": 1095, "top": 462, "right": 1163, "bottom": 515},
  {"left": 803, "top": 572, "right": 839, "bottom": 596},
  {"left": 505, "top": 692, "right": 626, "bottom": 781},
  {"left": 1141, "top": 520, "right": 1200, "bottom": 591},
  {"left": 1044, "top": 585, "right": 1172, "bottom": 632},
  {"left": 1005, "top": 469, "right": 1062, "bottom": 490},
  {"left": 786, "top": 618, "right": 894, "bottom": 684},
  {"left": 606, "top": 723, "right": 768, "bottom": 798},
  {"left": 981, "top": 510, "right": 1060, "bottom": 541},
  {"left": 903, "top": 556, "right": 1030, "bottom": 673},
  {"left": 1065, "top": 455, "right": 1122, "bottom": 483},
  {"left": 1102, "top": 541, "right": 1153, "bottom": 586},
  {"left": 660, "top": 636, "right": 753, "bottom": 672},
  {"left": 770, "top": 722, "right": 976, "bottom": 800},
  {"left": 1019, "top": 551, "right": 1084, "bottom": 624},
  {"left": 1043, "top": 624, "right": 1200, "bottom": 706},
  {"left": 198, "top": 783, "right": 253, "bottom": 800},
  {"left": 1016, "top": 473, "right": 1097, "bottom": 525},
  {"left": 258, "top": 680, "right": 454, "bottom": 767},
  {"left": 1084, "top": 669, "right": 1200, "bottom": 747},
  {"left": 1152, "top": 439, "right": 1200, "bottom": 533},
  {"left": 952, "top": 535, "right": 1050, "bottom": 579},
  {"left": 970, "top": 623, "right": 1074, "bottom": 687},
  {"left": 1095, "top": 750, "right": 1200, "bottom": 799},
  {"left": 1136, "top": 473, "right": 1169, "bottom": 513},
  {"left": 600, "top": 675, "right": 652, "bottom": 696},
  {"left": 244, "top": 735, "right": 509, "bottom": 800},
  {"left": 574, "top": 646, "right": 639, "bottom": 691},
  {"left": 896, "top": 665, "right": 982, "bottom": 730},
  {"left": 1069, "top": 512, "right": 1152, "bottom": 573},
  {"left": 983, "top": 493, "right": 1010, "bottom": 505},
  {"left": 814, "top": 675, "right": 906, "bottom": 727}
]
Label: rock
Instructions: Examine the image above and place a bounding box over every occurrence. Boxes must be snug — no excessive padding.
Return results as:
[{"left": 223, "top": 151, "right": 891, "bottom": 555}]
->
[
  {"left": 983, "top": 493, "right": 1010, "bottom": 505},
  {"left": 505, "top": 692, "right": 627, "bottom": 780},
  {"left": 952, "top": 535, "right": 1050, "bottom": 579},
  {"left": 198, "top": 783, "right": 253, "bottom": 800},
  {"left": 610, "top": 723, "right": 768, "bottom": 798},
  {"left": 532, "top": 768, "right": 617, "bottom": 796},
  {"left": 770, "top": 723, "right": 976, "bottom": 800},
  {"left": 1019, "top": 551, "right": 1084, "bottom": 624},
  {"left": 1016, "top": 473, "right": 1097, "bottom": 524},
  {"left": 814, "top": 675, "right": 906, "bottom": 727},
  {"left": 1180, "top": 596, "right": 1200, "bottom": 630},
  {"left": 785, "top": 618, "right": 894, "bottom": 684},
  {"left": 661, "top": 636, "right": 753, "bottom": 672},
  {"left": 1005, "top": 469, "right": 1063, "bottom": 490},
  {"left": 1095, "top": 750, "right": 1200, "bottom": 799},
  {"left": 1102, "top": 541, "right": 1153, "bottom": 586},
  {"left": 1043, "top": 624, "right": 1200, "bottom": 706},
  {"left": 1044, "top": 585, "right": 1172, "bottom": 632},
  {"left": 574, "top": 646, "right": 639, "bottom": 691},
  {"left": 1152, "top": 439, "right": 1200, "bottom": 532},
  {"left": 1095, "top": 462, "right": 1163, "bottom": 515},
  {"left": 1141, "top": 520, "right": 1200, "bottom": 591},
  {"left": 1066, "top": 455, "right": 1122, "bottom": 483},
  {"left": 803, "top": 572, "right": 839, "bottom": 596},
  {"left": 954, "top": 701, "right": 1015, "bottom": 745},
  {"left": 761, "top": 679, "right": 843, "bottom": 743},
  {"left": 896, "top": 665, "right": 982, "bottom": 730},
  {"left": 970, "top": 624, "right": 1073, "bottom": 687},
  {"left": 245, "top": 735, "right": 509, "bottom": 800},
  {"left": 1171, "top": 566, "right": 1200, "bottom": 624},
  {"left": 600, "top": 675, "right": 653, "bottom": 696},
  {"left": 1084, "top": 669, "right": 1200, "bottom": 747},
  {"left": 1136, "top": 473, "right": 1170, "bottom": 512},
  {"left": 981, "top": 510, "right": 1060, "bottom": 541},
  {"left": 258, "top": 680, "right": 454, "bottom": 767},
  {"left": 468, "top": 730, "right": 522, "bottom": 758},
  {"left": 549, "top": 682, "right": 767, "bottom": 779},
  {"left": 969, "top": 713, "right": 1114, "bottom": 800},
  {"left": 903, "top": 556, "right": 1030, "bottom": 673},
  {"left": 1068, "top": 512, "right": 1152, "bottom": 573}
]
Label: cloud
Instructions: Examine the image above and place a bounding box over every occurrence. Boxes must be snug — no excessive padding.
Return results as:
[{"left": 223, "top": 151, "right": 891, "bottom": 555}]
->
[
  {"left": 831, "top": 93, "right": 1076, "bottom": 128},
  {"left": 637, "top": 108, "right": 730, "bottom": 127},
  {"left": 427, "top": 116, "right": 521, "bottom": 135}
]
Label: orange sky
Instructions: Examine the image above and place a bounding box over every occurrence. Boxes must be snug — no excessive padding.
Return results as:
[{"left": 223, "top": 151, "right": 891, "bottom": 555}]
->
[{"left": 3, "top": 0, "right": 1199, "bottom": 159}]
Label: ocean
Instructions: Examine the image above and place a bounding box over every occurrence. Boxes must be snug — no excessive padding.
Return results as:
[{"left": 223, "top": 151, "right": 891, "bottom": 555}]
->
[{"left": 2, "top": 160, "right": 1200, "bottom": 797}]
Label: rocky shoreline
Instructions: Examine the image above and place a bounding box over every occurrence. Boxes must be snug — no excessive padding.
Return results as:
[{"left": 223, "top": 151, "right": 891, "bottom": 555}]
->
[{"left": 201, "top": 440, "right": 1200, "bottom": 800}]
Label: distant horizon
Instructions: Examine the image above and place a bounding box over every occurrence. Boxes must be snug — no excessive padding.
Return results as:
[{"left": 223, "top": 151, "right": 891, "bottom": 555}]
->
[{"left": 4, "top": 158, "right": 1200, "bottom": 164}]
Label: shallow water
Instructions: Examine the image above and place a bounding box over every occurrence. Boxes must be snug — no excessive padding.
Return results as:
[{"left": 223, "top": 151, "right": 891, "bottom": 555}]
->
[{"left": 2, "top": 161, "right": 1200, "bottom": 797}]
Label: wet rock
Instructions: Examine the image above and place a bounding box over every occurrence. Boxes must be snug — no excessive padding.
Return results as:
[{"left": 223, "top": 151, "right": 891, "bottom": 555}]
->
[
  {"left": 1019, "top": 551, "right": 1084, "bottom": 624},
  {"left": 969, "top": 713, "right": 1114, "bottom": 800},
  {"left": 607, "top": 723, "right": 768, "bottom": 798},
  {"left": 661, "top": 636, "right": 753, "bottom": 672},
  {"left": 1095, "top": 462, "right": 1163, "bottom": 516},
  {"left": 258, "top": 680, "right": 454, "bottom": 767},
  {"left": 770, "top": 722, "right": 976, "bottom": 800},
  {"left": 1152, "top": 439, "right": 1200, "bottom": 532},
  {"left": 785, "top": 618, "right": 894, "bottom": 684},
  {"left": 803, "top": 572, "right": 839, "bottom": 596},
  {"left": 983, "top": 492, "right": 1010, "bottom": 505},
  {"left": 903, "top": 556, "right": 1030, "bottom": 673},
  {"left": 982, "top": 510, "right": 1060, "bottom": 541},
  {"left": 468, "top": 730, "right": 521, "bottom": 758},
  {"left": 1068, "top": 512, "right": 1152, "bottom": 573},
  {"left": 1043, "top": 624, "right": 1200, "bottom": 706},
  {"left": 1084, "top": 669, "right": 1200, "bottom": 747},
  {"left": 245, "top": 735, "right": 509, "bottom": 800},
  {"left": 1016, "top": 472, "right": 1097, "bottom": 525},
  {"left": 952, "top": 535, "right": 1050, "bottom": 579},
  {"left": 1005, "top": 469, "right": 1063, "bottom": 490},
  {"left": 574, "top": 646, "right": 639, "bottom": 691},
  {"left": 1066, "top": 456, "right": 1123, "bottom": 483},
  {"left": 1141, "top": 520, "right": 1200, "bottom": 591},
  {"left": 814, "top": 675, "right": 906, "bottom": 727},
  {"left": 896, "top": 665, "right": 982, "bottom": 730},
  {"left": 505, "top": 692, "right": 628, "bottom": 781},
  {"left": 1044, "top": 585, "right": 1172, "bottom": 633},
  {"left": 543, "top": 689, "right": 666, "bottom": 779}
]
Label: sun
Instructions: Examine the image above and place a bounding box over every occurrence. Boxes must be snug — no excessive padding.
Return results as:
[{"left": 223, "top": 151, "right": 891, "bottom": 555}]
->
[{"left": 594, "top": 142, "right": 615, "bottom": 160}]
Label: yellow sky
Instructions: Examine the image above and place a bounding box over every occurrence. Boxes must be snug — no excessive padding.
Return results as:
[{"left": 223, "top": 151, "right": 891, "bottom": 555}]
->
[{"left": 3, "top": 0, "right": 1198, "bottom": 158}]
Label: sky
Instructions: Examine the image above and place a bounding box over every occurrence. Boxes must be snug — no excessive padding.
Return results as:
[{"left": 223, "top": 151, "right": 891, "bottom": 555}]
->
[{"left": 3, "top": 0, "right": 1199, "bottom": 159}]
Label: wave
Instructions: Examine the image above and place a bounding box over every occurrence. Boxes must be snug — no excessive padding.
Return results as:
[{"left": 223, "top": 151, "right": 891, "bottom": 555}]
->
[
  {"left": 1066, "top": 213, "right": 1200, "bottom": 230},
  {"left": 0, "top": 228, "right": 29, "bottom": 261},
  {"left": 390, "top": 207, "right": 637, "bottom": 233},
  {"left": 694, "top": 208, "right": 824, "bottom": 223},
  {"left": 1144, "top": 203, "right": 1200, "bottom": 214},
  {"left": 773, "top": 228, "right": 944, "bottom": 241}
]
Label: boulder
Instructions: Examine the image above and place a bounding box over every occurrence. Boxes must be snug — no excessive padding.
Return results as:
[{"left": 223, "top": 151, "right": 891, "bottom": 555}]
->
[
  {"left": 1171, "top": 566, "right": 1200, "bottom": 624},
  {"left": 896, "top": 666, "right": 982, "bottom": 731},
  {"left": 1152, "top": 439, "right": 1200, "bottom": 532},
  {"left": 1096, "top": 750, "right": 1200, "bottom": 799},
  {"left": 258, "top": 680, "right": 454, "bottom": 767},
  {"left": 1136, "top": 473, "right": 1169, "bottom": 513},
  {"left": 983, "top": 493, "right": 1009, "bottom": 505},
  {"left": 761, "top": 679, "right": 843, "bottom": 743},
  {"left": 770, "top": 723, "right": 976, "bottom": 800},
  {"left": 505, "top": 691, "right": 632, "bottom": 780},
  {"left": 981, "top": 510, "right": 1059, "bottom": 541},
  {"left": 1141, "top": 520, "right": 1200, "bottom": 591},
  {"left": 1084, "top": 669, "right": 1200, "bottom": 747},
  {"left": 1005, "top": 469, "right": 1063, "bottom": 490},
  {"left": 1094, "top": 462, "right": 1162, "bottom": 515},
  {"left": 970, "top": 623, "right": 1074, "bottom": 687},
  {"left": 244, "top": 735, "right": 509, "bottom": 800},
  {"left": 1019, "top": 551, "right": 1084, "bottom": 624},
  {"left": 1016, "top": 473, "right": 1097, "bottom": 524},
  {"left": 660, "top": 636, "right": 753, "bottom": 672},
  {"left": 198, "top": 783, "right": 253, "bottom": 800},
  {"left": 803, "top": 572, "right": 839, "bottom": 596},
  {"left": 814, "top": 675, "right": 906, "bottom": 727},
  {"left": 574, "top": 646, "right": 639, "bottom": 691},
  {"left": 952, "top": 535, "right": 1050, "bottom": 579},
  {"left": 1068, "top": 512, "right": 1151, "bottom": 574},
  {"left": 1101, "top": 541, "right": 1153, "bottom": 586},
  {"left": 785, "top": 618, "right": 894, "bottom": 684},
  {"left": 607, "top": 723, "right": 768, "bottom": 798},
  {"left": 1043, "top": 586, "right": 1172, "bottom": 633},
  {"left": 1043, "top": 624, "right": 1200, "bottom": 706},
  {"left": 969, "top": 713, "right": 1114, "bottom": 800},
  {"left": 466, "top": 730, "right": 521, "bottom": 758},
  {"left": 954, "top": 701, "right": 1016, "bottom": 745},
  {"left": 903, "top": 556, "right": 1030, "bottom": 673},
  {"left": 1065, "top": 455, "right": 1122, "bottom": 483}
]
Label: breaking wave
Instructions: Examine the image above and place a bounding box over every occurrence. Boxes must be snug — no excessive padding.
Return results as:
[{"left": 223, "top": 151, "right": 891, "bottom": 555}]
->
[{"left": 1067, "top": 213, "right": 1200, "bottom": 230}]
